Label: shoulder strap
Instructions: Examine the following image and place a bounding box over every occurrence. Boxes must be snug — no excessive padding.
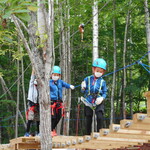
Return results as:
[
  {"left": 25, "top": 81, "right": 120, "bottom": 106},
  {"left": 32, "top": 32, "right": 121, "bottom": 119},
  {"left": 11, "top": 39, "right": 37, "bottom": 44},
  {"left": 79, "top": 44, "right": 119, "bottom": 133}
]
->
[
  {"left": 98, "top": 79, "right": 104, "bottom": 96},
  {"left": 88, "top": 76, "right": 91, "bottom": 95}
]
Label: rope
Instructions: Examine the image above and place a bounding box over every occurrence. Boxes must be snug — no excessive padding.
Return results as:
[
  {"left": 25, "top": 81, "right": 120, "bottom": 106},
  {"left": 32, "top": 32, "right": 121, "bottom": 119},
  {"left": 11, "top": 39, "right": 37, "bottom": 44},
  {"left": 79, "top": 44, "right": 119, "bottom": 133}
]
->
[
  {"left": 138, "top": 62, "right": 150, "bottom": 73},
  {"left": 74, "top": 51, "right": 150, "bottom": 88},
  {"left": 0, "top": 63, "right": 31, "bottom": 99}
]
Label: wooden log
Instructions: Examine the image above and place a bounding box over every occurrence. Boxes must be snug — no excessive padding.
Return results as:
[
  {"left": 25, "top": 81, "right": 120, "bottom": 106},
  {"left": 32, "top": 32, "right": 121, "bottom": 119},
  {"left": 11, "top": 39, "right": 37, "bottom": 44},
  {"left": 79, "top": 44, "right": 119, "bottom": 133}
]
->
[
  {"left": 109, "top": 124, "right": 120, "bottom": 132},
  {"left": 100, "top": 129, "right": 110, "bottom": 136},
  {"left": 133, "top": 113, "right": 147, "bottom": 122},
  {"left": 144, "top": 91, "right": 150, "bottom": 117},
  {"left": 120, "top": 120, "right": 133, "bottom": 128},
  {"left": 91, "top": 132, "right": 100, "bottom": 139}
]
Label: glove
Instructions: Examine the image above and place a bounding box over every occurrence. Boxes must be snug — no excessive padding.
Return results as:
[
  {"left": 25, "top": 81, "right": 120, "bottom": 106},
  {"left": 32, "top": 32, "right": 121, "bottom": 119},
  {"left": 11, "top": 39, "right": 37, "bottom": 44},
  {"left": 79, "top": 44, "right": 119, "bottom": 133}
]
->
[
  {"left": 70, "top": 85, "right": 75, "bottom": 90},
  {"left": 95, "top": 97, "right": 104, "bottom": 105},
  {"left": 81, "top": 81, "right": 86, "bottom": 89}
]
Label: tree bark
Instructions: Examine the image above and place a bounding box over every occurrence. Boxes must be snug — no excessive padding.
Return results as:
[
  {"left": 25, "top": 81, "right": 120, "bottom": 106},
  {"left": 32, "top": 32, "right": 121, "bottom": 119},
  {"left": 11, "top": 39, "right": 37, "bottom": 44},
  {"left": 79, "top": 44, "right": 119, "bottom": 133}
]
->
[
  {"left": 144, "top": 0, "right": 150, "bottom": 65},
  {"left": 15, "top": 59, "right": 20, "bottom": 138},
  {"left": 110, "top": 0, "right": 117, "bottom": 124},
  {"left": 12, "top": 0, "right": 55, "bottom": 148},
  {"left": 122, "top": 1, "right": 131, "bottom": 119},
  {"left": 93, "top": 0, "right": 99, "bottom": 61}
]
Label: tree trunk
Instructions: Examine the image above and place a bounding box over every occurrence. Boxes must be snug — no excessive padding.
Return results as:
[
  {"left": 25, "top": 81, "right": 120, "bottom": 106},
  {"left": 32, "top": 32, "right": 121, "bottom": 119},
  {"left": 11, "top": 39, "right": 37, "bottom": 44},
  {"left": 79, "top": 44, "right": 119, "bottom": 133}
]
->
[
  {"left": 21, "top": 57, "right": 26, "bottom": 114},
  {"left": 122, "top": 2, "right": 131, "bottom": 119},
  {"left": 144, "top": 0, "right": 150, "bottom": 65},
  {"left": 93, "top": 0, "right": 99, "bottom": 61},
  {"left": 12, "top": 0, "right": 54, "bottom": 148},
  {"left": 110, "top": 0, "right": 117, "bottom": 124},
  {"left": 64, "top": 0, "right": 71, "bottom": 135},
  {"left": 15, "top": 59, "right": 20, "bottom": 138}
]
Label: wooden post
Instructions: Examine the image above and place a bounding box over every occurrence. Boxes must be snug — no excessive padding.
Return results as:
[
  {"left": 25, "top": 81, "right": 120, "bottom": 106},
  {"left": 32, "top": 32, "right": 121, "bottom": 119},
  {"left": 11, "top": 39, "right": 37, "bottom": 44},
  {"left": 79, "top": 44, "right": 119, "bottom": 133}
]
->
[{"left": 144, "top": 91, "right": 150, "bottom": 117}]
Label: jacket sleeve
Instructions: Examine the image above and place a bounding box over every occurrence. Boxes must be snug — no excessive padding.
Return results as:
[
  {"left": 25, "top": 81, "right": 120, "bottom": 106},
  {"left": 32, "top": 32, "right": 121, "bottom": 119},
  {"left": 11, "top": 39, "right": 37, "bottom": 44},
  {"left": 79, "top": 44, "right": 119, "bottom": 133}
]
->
[
  {"left": 81, "top": 77, "right": 88, "bottom": 93},
  {"left": 62, "top": 80, "right": 71, "bottom": 89}
]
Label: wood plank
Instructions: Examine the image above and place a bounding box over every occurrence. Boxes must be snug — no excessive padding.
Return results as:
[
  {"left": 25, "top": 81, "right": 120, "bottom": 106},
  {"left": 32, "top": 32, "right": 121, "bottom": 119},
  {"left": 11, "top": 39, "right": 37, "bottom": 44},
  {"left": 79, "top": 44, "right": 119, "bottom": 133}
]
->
[
  {"left": 133, "top": 113, "right": 147, "bottom": 122},
  {"left": 120, "top": 119, "right": 150, "bottom": 130},
  {"left": 109, "top": 124, "right": 120, "bottom": 132},
  {"left": 100, "top": 131, "right": 150, "bottom": 140},
  {"left": 120, "top": 119, "right": 133, "bottom": 129},
  {"left": 68, "top": 140, "right": 142, "bottom": 149},
  {"left": 16, "top": 143, "right": 40, "bottom": 149},
  {"left": 144, "top": 91, "right": 150, "bottom": 117}
]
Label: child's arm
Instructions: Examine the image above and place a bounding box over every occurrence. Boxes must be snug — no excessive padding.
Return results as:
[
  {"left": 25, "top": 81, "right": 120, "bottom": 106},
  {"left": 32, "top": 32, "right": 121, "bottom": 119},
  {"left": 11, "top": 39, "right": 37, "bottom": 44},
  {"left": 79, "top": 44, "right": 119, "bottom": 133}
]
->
[{"left": 62, "top": 80, "right": 74, "bottom": 90}]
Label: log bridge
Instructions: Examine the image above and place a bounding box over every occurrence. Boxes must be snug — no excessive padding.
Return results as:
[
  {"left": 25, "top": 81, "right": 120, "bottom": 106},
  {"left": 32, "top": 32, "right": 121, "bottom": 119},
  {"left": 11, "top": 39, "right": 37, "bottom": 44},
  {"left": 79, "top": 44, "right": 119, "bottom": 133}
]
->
[{"left": 1, "top": 91, "right": 150, "bottom": 150}]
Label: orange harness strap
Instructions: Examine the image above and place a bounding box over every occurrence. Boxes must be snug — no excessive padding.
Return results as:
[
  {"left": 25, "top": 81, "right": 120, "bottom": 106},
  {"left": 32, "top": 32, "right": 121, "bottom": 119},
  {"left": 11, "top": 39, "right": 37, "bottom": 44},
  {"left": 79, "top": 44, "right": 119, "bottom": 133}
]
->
[
  {"left": 56, "top": 102, "right": 65, "bottom": 117},
  {"left": 26, "top": 105, "right": 36, "bottom": 120},
  {"left": 51, "top": 102, "right": 57, "bottom": 116}
]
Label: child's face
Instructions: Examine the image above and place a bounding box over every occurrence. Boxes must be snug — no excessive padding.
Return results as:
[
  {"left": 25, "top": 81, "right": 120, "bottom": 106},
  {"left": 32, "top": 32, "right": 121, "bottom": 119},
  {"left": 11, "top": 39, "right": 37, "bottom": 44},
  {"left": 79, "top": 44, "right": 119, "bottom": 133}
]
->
[
  {"left": 52, "top": 73, "right": 60, "bottom": 77},
  {"left": 92, "top": 67, "right": 105, "bottom": 78},
  {"left": 94, "top": 67, "right": 105, "bottom": 74},
  {"left": 51, "top": 73, "right": 61, "bottom": 81}
]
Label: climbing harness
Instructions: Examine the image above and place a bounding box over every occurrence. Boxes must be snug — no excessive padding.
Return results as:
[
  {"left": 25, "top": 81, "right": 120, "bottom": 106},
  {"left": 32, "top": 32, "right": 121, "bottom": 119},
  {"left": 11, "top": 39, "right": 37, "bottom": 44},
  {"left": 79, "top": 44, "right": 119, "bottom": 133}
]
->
[
  {"left": 26, "top": 104, "right": 39, "bottom": 120},
  {"left": 51, "top": 101, "right": 64, "bottom": 117},
  {"left": 80, "top": 96, "right": 96, "bottom": 110}
]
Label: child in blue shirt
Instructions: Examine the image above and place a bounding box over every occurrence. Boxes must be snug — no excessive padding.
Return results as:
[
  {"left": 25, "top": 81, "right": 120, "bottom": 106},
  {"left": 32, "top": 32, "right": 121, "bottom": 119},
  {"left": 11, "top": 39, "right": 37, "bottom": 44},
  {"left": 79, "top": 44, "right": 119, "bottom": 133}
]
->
[
  {"left": 49, "top": 66, "right": 74, "bottom": 136},
  {"left": 81, "top": 58, "right": 107, "bottom": 135}
]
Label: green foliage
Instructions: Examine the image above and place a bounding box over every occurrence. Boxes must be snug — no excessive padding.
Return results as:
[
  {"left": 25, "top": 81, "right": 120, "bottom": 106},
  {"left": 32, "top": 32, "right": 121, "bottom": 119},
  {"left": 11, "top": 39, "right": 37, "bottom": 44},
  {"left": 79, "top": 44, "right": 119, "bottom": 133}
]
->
[{"left": 0, "top": 0, "right": 37, "bottom": 22}]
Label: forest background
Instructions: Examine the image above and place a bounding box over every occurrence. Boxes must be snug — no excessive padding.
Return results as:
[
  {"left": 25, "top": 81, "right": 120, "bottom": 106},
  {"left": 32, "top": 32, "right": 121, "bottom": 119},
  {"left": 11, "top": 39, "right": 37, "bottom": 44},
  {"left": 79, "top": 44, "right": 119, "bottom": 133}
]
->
[{"left": 0, "top": 0, "right": 150, "bottom": 144}]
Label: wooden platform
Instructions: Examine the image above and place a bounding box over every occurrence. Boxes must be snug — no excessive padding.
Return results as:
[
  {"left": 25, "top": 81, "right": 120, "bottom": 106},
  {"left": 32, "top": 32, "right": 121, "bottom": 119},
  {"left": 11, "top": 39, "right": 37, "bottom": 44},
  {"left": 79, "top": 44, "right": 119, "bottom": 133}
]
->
[{"left": 1, "top": 91, "right": 150, "bottom": 150}]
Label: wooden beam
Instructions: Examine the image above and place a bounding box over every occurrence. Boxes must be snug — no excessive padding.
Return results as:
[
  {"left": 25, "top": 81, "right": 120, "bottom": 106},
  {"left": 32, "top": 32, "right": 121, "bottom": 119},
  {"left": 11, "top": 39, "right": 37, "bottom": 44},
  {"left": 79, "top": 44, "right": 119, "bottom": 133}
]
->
[
  {"left": 120, "top": 119, "right": 133, "bottom": 128},
  {"left": 133, "top": 113, "right": 147, "bottom": 123},
  {"left": 109, "top": 124, "right": 120, "bottom": 132},
  {"left": 144, "top": 91, "right": 150, "bottom": 117}
]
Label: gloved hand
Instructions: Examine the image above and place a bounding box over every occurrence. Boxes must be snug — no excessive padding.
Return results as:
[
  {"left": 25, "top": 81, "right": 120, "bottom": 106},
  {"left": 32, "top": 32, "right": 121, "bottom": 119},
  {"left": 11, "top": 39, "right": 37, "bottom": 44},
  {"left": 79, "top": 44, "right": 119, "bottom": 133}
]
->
[
  {"left": 70, "top": 85, "right": 75, "bottom": 90},
  {"left": 95, "top": 97, "right": 104, "bottom": 105},
  {"left": 81, "top": 81, "right": 86, "bottom": 89}
]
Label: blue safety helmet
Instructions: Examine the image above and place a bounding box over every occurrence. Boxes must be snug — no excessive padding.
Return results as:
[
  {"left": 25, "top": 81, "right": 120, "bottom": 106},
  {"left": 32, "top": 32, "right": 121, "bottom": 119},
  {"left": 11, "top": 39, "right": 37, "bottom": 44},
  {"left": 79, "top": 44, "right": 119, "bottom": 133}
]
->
[
  {"left": 52, "top": 66, "right": 61, "bottom": 74},
  {"left": 92, "top": 58, "right": 107, "bottom": 70}
]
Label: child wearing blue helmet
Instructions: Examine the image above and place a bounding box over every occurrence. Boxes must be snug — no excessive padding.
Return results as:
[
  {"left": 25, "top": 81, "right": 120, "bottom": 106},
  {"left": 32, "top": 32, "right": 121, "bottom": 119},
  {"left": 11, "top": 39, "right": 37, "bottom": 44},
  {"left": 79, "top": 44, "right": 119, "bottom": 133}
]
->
[
  {"left": 81, "top": 58, "right": 107, "bottom": 135},
  {"left": 49, "top": 66, "right": 74, "bottom": 136}
]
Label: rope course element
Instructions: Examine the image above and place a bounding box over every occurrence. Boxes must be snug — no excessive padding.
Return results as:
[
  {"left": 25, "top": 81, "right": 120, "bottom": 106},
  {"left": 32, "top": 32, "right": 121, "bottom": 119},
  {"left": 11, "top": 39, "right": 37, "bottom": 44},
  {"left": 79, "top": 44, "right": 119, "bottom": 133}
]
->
[{"left": 74, "top": 51, "right": 150, "bottom": 88}]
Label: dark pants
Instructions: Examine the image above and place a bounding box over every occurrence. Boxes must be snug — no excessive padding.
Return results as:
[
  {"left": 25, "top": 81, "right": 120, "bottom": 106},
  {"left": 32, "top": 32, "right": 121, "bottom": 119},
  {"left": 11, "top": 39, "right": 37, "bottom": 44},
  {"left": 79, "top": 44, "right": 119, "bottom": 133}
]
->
[
  {"left": 26, "top": 120, "right": 40, "bottom": 134},
  {"left": 51, "top": 101, "right": 63, "bottom": 130},
  {"left": 84, "top": 106, "right": 103, "bottom": 135},
  {"left": 26, "top": 100, "right": 40, "bottom": 134}
]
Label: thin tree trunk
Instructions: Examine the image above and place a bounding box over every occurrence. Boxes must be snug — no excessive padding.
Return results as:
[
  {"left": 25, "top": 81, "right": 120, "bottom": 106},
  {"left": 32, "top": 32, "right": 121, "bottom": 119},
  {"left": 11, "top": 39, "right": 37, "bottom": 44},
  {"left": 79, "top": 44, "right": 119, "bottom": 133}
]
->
[
  {"left": 129, "top": 13, "right": 133, "bottom": 119},
  {"left": 122, "top": 3, "right": 131, "bottom": 119},
  {"left": 0, "top": 77, "right": 8, "bottom": 100},
  {"left": 93, "top": 0, "right": 99, "bottom": 61},
  {"left": 21, "top": 57, "right": 26, "bottom": 114},
  {"left": 144, "top": 0, "right": 150, "bottom": 65},
  {"left": 15, "top": 60, "right": 20, "bottom": 138},
  {"left": 64, "top": 0, "right": 71, "bottom": 135},
  {"left": 110, "top": 0, "right": 117, "bottom": 124}
]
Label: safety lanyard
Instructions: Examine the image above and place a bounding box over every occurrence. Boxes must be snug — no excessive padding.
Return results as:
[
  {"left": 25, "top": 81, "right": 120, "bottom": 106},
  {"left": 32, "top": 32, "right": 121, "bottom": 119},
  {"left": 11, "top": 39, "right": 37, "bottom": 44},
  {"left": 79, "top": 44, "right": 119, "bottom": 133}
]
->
[{"left": 88, "top": 76, "right": 103, "bottom": 96}]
